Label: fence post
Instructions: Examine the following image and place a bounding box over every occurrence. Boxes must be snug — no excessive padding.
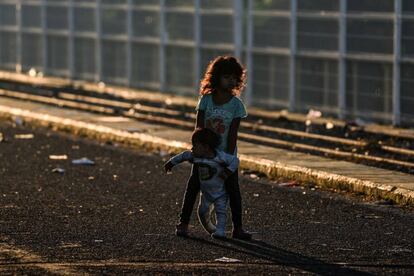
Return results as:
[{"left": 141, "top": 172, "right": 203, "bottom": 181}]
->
[
  {"left": 393, "top": 0, "right": 402, "bottom": 125},
  {"left": 288, "top": 0, "right": 297, "bottom": 112},
  {"left": 41, "top": 0, "right": 47, "bottom": 74},
  {"left": 338, "top": 0, "right": 347, "bottom": 119},
  {"left": 194, "top": 0, "right": 201, "bottom": 94},
  {"left": 95, "top": 0, "right": 102, "bottom": 82},
  {"left": 245, "top": 0, "right": 253, "bottom": 106},
  {"left": 233, "top": 0, "right": 242, "bottom": 60},
  {"left": 16, "top": 0, "right": 22, "bottom": 73},
  {"left": 159, "top": 0, "right": 166, "bottom": 93},
  {"left": 68, "top": 0, "right": 74, "bottom": 79},
  {"left": 127, "top": 0, "right": 133, "bottom": 87}
]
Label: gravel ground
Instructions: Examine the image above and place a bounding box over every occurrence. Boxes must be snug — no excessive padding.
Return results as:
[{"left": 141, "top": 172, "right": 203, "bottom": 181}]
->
[{"left": 0, "top": 119, "right": 413, "bottom": 275}]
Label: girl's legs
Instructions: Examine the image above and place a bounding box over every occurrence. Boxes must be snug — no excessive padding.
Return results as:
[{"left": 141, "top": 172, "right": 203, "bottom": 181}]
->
[
  {"left": 224, "top": 169, "right": 242, "bottom": 227},
  {"left": 224, "top": 169, "right": 252, "bottom": 240},
  {"left": 179, "top": 164, "right": 201, "bottom": 224}
]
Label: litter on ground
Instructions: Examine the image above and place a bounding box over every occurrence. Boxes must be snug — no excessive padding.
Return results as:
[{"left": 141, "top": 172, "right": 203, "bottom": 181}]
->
[
  {"left": 72, "top": 157, "right": 95, "bottom": 166},
  {"left": 52, "top": 168, "right": 65, "bottom": 174},
  {"left": 214, "top": 257, "right": 242, "bottom": 263},
  {"left": 14, "top": 134, "right": 34, "bottom": 139},
  {"left": 49, "top": 154, "right": 68, "bottom": 160}
]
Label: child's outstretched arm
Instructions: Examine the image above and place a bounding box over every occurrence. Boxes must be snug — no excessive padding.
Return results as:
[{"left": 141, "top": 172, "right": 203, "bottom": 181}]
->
[{"left": 164, "top": 150, "right": 193, "bottom": 173}]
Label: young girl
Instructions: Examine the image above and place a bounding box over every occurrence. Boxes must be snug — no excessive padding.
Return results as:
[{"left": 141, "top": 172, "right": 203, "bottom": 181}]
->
[{"left": 176, "top": 55, "right": 251, "bottom": 240}]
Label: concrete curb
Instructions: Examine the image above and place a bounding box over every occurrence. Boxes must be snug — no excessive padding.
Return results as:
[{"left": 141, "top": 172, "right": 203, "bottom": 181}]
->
[{"left": 1, "top": 104, "right": 413, "bottom": 206}]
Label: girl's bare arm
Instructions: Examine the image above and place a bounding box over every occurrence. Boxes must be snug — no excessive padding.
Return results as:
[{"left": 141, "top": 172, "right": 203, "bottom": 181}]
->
[
  {"left": 227, "top": 117, "right": 241, "bottom": 154},
  {"left": 196, "top": 110, "right": 205, "bottom": 129}
]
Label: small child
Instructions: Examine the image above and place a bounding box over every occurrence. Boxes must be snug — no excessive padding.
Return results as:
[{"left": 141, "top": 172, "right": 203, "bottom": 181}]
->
[{"left": 164, "top": 128, "right": 239, "bottom": 239}]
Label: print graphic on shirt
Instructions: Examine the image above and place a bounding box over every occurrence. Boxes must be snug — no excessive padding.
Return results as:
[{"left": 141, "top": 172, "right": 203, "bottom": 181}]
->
[
  {"left": 205, "top": 108, "right": 232, "bottom": 135},
  {"left": 206, "top": 117, "right": 225, "bottom": 134},
  {"left": 198, "top": 163, "right": 217, "bottom": 181}
]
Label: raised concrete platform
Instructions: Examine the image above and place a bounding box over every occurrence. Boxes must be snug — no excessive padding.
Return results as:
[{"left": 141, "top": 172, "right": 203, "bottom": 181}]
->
[{"left": 1, "top": 96, "right": 413, "bottom": 205}]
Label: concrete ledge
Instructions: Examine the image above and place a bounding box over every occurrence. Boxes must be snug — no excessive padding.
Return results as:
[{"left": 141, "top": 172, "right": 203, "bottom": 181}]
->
[{"left": 1, "top": 104, "right": 413, "bottom": 206}]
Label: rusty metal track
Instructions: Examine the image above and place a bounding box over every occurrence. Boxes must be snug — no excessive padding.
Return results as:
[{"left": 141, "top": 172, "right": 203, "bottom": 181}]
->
[{"left": 1, "top": 87, "right": 414, "bottom": 172}]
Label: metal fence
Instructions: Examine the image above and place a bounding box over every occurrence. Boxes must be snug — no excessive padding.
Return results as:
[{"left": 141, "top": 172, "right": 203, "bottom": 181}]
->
[{"left": 0, "top": 0, "right": 414, "bottom": 125}]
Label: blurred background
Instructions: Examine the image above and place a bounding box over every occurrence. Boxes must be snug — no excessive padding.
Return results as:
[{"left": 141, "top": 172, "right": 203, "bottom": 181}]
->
[{"left": 0, "top": 0, "right": 413, "bottom": 126}]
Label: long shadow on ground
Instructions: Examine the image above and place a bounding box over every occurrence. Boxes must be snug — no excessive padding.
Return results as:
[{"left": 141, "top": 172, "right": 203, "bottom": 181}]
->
[{"left": 188, "top": 236, "right": 373, "bottom": 276}]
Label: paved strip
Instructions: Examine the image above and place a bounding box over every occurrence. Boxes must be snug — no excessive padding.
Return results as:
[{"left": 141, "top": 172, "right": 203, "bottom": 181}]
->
[
  {"left": 0, "top": 97, "right": 413, "bottom": 205},
  {"left": 0, "top": 121, "right": 413, "bottom": 275},
  {"left": 0, "top": 238, "right": 82, "bottom": 275}
]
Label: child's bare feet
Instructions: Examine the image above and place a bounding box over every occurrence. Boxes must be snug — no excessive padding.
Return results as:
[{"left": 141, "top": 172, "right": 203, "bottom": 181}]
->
[
  {"left": 232, "top": 227, "right": 252, "bottom": 240},
  {"left": 175, "top": 222, "right": 189, "bottom": 237}
]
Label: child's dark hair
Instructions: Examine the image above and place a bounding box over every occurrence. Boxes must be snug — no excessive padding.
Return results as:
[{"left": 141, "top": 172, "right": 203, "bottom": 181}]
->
[
  {"left": 191, "top": 128, "right": 221, "bottom": 150},
  {"left": 200, "top": 55, "right": 246, "bottom": 96}
]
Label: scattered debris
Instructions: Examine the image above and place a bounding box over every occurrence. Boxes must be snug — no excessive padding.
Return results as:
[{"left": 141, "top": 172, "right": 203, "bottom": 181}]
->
[
  {"left": 252, "top": 119, "right": 264, "bottom": 131},
  {"left": 306, "top": 109, "right": 322, "bottom": 119},
  {"left": 305, "top": 119, "right": 314, "bottom": 133},
  {"left": 249, "top": 173, "right": 259, "bottom": 179},
  {"left": 159, "top": 150, "right": 168, "bottom": 158},
  {"left": 72, "top": 145, "right": 80, "bottom": 150},
  {"left": 59, "top": 242, "right": 81, "bottom": 248},
  {"left": 388, "top": 246, "right": 412, "bottom": 253},
  {"left": 97, "top": 116, "right": 130, "bottom": 123},
  {"left": 49, "top": 154, "right": 68, "bottom": 160},
  {"left": 88, "top": 176, "right": 95, "bottom": 180},
  {"left": 52, "top": 168, "right": 65, "bottom": 174},
  {"left": 278, "top": 181, "right": 298, "bottom": 187},
  {"left": 373, "top": 200, "right": 394, "bottom": 205},
  {"left": 280, "top": 109, "right": 288, "bottom": 116},
  {"left": 14, "top": 117, "right": 23, "bottom": 126},
  {"left": 126, "top": 127, "right": 142, "bottom": 133},
  {"left": 356, "top": 214, "right": 383, "bottom": 219},
  {"left": 354, "top": 118, "right": 369, "bottom": 127},
  {"left": 127, "top": 108, "right": 135, "bottom": 115},
  {"left": 94, "top": 239, "right": 103, "bottom": 243},
  {"left": 253, "top": 193, "right": 259, "bottom": 197},
  {"left": 165, "top": 98, "right": 173, "bottom": 105},
  {"left": 28, "top": 68, "right": 37, "bottom": 77},
  {"left": 72, "top": 157, "right": 95, "bottom": 166},
  {"left": 14, "top": 134, "right": 34, "bottom": 139},
  {"left": 214, "top": 257, "right": 241, "bottom": 263}
]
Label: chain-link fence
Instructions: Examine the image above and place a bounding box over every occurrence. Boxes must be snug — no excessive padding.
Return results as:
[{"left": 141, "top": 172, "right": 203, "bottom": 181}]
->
[{"left": 0, "top": 0, "right": 413, "bottom": 126}]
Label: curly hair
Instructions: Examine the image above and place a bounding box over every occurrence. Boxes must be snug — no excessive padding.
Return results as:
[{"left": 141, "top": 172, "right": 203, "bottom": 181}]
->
[
  {"left": 199, "top": 55, "right": 246, "bottom": 96},
  {"left": 191, "top": 128, "right": 221, "bottom": 150}
]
